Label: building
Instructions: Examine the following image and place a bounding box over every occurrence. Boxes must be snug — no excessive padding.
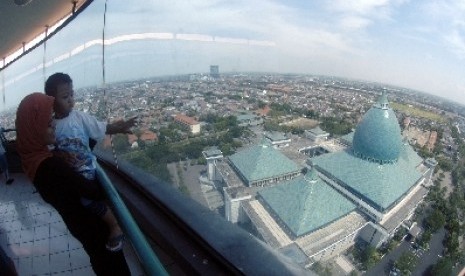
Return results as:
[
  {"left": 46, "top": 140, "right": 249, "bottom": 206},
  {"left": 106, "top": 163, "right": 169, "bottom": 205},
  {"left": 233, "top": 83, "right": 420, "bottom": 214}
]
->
[
  {"left": 214, "top": 92, "right": 434, "bottom": 267},
  {"left": 202, "top": 147, "right": 223, "bottom": 181},
  {"left": 264, "top": 132, "right": 291, "bottom": 148},
  {"left": 174, "top": 114, "right": 201, "bottom": 134},
  {"left": 228, "top": 142, "right": 301, "bottom": 188},
  {"left": 310, "top": 92, "right": 433, "bottom": 247},
  {"left": 210, "top": 65, "right": 219, "bottom": 78},
  {"left": 140, "top": 129, "right": 158, "bottom": 144},
  {"left": 305, "top": 126, "right": 329, "bottom": 143},
  {"left": 237, "top": 113, "right": 263, "bottom": 127}
]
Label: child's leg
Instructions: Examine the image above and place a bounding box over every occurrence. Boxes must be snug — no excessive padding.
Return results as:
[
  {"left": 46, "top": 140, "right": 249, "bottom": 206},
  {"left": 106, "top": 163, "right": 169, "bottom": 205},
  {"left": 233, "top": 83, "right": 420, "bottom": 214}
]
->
[
  {"left": 80, "top": 198, "right": 123, "bottom": 251},
  {"left": 101, "top": 208, "right": 123, "bottom": 237}
]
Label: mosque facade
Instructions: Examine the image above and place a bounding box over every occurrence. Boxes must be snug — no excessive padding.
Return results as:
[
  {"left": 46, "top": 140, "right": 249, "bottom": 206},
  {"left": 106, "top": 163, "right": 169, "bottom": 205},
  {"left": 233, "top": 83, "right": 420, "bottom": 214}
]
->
[{"left": 211, "top": 92, "right": 435, "bottom": 267}]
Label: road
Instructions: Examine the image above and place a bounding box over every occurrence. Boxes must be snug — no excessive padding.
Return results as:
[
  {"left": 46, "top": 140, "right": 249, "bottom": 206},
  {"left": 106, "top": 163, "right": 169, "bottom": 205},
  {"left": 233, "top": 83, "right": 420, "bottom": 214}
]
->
[
  {"left": 366, "top": 241, "right": 410, "bottom": 276},
  {"left": 366, "top": 228, "right": 446, "bottom": 276}
]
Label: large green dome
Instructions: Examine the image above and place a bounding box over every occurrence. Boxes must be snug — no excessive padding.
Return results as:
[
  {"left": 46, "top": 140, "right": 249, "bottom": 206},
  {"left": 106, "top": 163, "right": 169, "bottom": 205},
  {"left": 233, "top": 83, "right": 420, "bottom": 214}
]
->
[{"left": 352, "top": 92, "right": 402, "bottom": 164}]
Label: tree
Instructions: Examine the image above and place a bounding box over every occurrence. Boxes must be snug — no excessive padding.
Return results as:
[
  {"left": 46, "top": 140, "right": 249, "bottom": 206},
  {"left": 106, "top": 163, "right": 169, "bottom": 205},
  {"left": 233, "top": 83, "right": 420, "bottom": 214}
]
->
[
  {"left": 112, "top": 134, "right": 129, "bottom": 153},
  {"left": 220, "top": 143, "right": 234, "bottom": 156},
  {"left": 418, "top": 229, "right": 432, "bottom": 248},
  {"left": 305, "top": 109, "right": 319, "bottom": 119},
  {"left": 360, "top": 246, "right": 379, "bottom": 270},
  {"left": 424, "top": 209, "right": 446, "bottom": 232},
  {"left": 396, "top": 251, "right": 417, "bottom": 276},
  {"left": 123, "top": 151, "right": 151, "bottom": 170},
  {"left": 146, "top": 143, "right": 171, "bottom": 162},
  {"left": 183, "top": 141, "right": 204, "bottom": 159},
  {"left": 319, "top": 116, "right": 353, "bottom": 136},
  {"left": 444, "top": 232, "right": 459, "bottom": 259},
  {"left": 311, "top": 262, "right": 332, "bottom": 276},
  {"left": 229, "top": 126, "right": 243, "bottom": 138},
  {"left": 431, "top": 258, "right": 453, "bottom": 276},
  {"left": 437, "top": 157, "right": 453, "bottom": 172}
]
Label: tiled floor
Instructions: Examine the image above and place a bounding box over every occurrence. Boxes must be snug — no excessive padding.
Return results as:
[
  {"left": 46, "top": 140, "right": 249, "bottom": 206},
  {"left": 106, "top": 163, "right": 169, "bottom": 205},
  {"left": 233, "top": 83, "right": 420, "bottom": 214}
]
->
[{"left": 0, "top": 173, "right": 144, "bottom": 276}]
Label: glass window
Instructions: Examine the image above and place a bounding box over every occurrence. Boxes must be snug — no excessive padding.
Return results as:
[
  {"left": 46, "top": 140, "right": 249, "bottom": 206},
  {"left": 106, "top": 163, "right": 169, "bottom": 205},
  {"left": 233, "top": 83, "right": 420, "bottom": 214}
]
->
[{"left": 1, "top": 1, "right": 461, "bottom": 274}]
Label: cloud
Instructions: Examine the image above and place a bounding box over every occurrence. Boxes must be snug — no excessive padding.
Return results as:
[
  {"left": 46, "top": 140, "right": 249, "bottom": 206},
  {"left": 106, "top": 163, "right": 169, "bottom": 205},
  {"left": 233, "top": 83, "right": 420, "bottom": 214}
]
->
[
  {"left": 326, "top": 0, "right": 409, "bottom": 31},
  {"left": 340, "top": 16, "right": 372, "bottom": 30},
  {"left": 445, "top": 29, "right": 465, "bottom": 59},
  {"left": 420, "top": 1, "right": 465, "bottom": 59},
  {"left": 329, "top": 0, "right": 390, "bottom": 15}
]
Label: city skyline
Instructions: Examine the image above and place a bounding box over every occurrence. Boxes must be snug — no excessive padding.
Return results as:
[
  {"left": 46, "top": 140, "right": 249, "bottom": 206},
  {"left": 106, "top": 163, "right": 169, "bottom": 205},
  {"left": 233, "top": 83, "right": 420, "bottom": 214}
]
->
[{"left": 84, "top": 0, "right": 465, "bottom": 105}]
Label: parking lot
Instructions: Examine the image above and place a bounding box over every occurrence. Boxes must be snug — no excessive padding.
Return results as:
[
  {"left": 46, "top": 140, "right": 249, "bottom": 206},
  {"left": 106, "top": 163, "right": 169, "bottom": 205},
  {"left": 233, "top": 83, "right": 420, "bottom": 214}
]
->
[{"left": 366, "top": 228, "right": 446, "bottom": 276}]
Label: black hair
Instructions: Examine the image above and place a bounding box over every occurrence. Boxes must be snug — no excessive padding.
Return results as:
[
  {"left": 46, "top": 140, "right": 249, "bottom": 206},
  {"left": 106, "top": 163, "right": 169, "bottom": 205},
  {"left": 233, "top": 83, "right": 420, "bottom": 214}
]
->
[{"left": 44, "top": 73, "right": 72, "bottom": 97}]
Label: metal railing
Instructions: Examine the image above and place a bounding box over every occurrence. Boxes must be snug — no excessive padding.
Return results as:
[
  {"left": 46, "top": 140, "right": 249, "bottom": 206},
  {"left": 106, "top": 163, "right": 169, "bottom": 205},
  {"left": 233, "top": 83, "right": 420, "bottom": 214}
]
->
[{"left": 96, "top": 164, "right": 168, "bottom": 276}]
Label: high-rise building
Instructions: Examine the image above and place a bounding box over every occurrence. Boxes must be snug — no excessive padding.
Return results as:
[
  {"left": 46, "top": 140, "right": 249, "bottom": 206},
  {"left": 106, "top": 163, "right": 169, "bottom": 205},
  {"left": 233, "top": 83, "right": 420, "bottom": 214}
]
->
[{"left": 210, "top": 65, "right": 219, "bottom": 78}]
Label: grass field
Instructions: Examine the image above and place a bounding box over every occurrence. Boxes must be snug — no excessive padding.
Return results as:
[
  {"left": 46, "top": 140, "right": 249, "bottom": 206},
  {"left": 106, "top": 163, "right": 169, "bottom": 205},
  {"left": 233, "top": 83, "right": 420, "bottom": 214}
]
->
[
  {"left": 281, "top": 117, "right": 319, "bottom": 128},
  {"left": 391, "top": 102, "right": 447, "bottom": 123}
]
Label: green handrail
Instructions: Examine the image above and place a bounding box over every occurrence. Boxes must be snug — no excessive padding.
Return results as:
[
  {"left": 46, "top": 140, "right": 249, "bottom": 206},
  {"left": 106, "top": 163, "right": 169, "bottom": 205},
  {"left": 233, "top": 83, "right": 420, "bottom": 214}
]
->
[{"left": 96, "top": 164, "right": 169, "bottom": 276}]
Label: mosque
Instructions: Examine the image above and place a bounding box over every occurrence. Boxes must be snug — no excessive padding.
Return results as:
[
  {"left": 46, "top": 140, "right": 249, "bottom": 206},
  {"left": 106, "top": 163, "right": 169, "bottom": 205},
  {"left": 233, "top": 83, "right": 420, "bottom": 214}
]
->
[{"left": 205, "top": 92, "right": 435, "bottom": 267}]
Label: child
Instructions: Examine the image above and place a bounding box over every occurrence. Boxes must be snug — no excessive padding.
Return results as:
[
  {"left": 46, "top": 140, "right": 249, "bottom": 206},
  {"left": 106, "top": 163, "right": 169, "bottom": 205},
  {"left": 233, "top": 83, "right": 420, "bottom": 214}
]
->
[{"left": 45, "top": 72, "right": 137, "bottom": 251}]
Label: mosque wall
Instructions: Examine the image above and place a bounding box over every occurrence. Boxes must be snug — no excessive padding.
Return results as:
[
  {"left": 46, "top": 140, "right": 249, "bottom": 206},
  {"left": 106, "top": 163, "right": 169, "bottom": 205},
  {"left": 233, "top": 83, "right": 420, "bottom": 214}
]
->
[
  {"left": 223, "top": 188, "right": 251, "bottom": 223},
  {"left": 306, "top": 230, "right": 359, "bottom": 265}
]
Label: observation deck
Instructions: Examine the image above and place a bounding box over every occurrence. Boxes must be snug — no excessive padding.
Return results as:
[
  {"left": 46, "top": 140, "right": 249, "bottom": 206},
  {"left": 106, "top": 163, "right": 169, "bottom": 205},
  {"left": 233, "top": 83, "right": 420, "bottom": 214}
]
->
[{"left": 0, "top": 152, "right": 310, "bottom": 275}]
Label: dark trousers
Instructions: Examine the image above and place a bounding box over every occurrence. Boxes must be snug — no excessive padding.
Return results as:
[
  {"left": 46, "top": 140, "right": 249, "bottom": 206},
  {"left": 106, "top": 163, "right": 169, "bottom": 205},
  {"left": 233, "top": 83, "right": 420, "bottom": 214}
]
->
[
  {"left": 34, "top": 157, "right": 131, "bottom": 276},
  {"left": 0, "top": 153, "right": 9, "bottom": 181},
  {"left": 0, "top": 245, "right": 17, "bottom": 276}
]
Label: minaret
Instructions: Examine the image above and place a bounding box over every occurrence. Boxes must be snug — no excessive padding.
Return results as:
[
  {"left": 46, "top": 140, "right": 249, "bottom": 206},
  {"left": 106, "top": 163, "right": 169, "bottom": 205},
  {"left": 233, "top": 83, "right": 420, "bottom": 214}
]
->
[{"left": 202, "top": 147, "right": 223, "bottom": 181}]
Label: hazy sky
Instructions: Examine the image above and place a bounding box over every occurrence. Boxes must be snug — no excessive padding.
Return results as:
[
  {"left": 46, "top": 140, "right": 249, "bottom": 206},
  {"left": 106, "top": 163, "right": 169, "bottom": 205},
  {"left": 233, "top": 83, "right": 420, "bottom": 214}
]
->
[
  {"left": 2, "top": 0, "right": 465, "bottom": 110},
  {"left": 163, "top": 0, "right": 465, "bottom": 104},
  {"left": 125, "top": 0, "right": 464, "bottom": 103}
]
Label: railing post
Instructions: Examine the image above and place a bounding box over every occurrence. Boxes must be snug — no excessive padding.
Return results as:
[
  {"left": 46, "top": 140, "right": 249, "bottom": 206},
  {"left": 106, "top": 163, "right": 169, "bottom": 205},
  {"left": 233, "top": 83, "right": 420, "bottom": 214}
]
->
[{"left": 96, "top": 164, "right": 168, "bottom": 276}]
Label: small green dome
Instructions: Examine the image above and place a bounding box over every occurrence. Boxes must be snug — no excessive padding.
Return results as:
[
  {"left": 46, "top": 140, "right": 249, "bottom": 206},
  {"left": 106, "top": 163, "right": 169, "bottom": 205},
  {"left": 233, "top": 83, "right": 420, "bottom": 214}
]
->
[{"left": 352, "top": 92, "right": 402, "bottom": 164}]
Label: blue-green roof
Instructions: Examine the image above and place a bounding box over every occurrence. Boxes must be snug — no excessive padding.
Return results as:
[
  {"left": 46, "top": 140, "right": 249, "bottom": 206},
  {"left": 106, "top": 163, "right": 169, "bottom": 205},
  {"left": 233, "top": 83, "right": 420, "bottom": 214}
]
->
[
  {"left": 352, "top": 93, "right": 402, "bottom": 163},
  {"left": 340, "top": 132, "right": 354, "bottom": 145},
  {"left": 259, "top": 174, "right": 356, "bottom": 237},
  {"left": 311, "top": 144, "right": 423, "bottom": 212},
  {"left": 229, "top": 144, "right": 300, "bottom": 185}
]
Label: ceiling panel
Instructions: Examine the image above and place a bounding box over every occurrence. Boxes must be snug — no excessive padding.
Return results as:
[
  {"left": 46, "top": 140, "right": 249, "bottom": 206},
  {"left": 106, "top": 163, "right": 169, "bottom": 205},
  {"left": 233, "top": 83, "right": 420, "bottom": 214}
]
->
[{"left": 0, "top": 0, "right": 90, "bottom": 61}]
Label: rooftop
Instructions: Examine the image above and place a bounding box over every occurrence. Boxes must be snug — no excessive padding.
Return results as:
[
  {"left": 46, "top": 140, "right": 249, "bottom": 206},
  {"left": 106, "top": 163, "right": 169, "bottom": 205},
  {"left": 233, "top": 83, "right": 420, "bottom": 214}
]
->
[
  {"left": 265, "top": 132, "right": 289, "bottom": 142},
  {"left": 352, "top": 92, "right": 402, "bottom": 163},
  {"left": 311, "top": 144, "right": 423, "bottom": 212},
  {"left": 307, "top": 126, "right": 328, "bottom": 136},
  {"left": 258, "top": 173, "right": 357, "bottom": 238},
  {"left": 229, "top": 144, "right": 301, "bottom": 185},
  {"left": 295, "top": 212, "right": 367, "bottom": 257}
]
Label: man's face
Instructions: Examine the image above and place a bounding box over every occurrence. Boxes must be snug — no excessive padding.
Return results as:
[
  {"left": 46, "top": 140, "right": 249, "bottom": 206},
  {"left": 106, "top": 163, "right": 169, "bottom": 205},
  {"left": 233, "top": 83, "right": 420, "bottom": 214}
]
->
[{"left": 54, "top": 82, "right": 74, "bottom": 118}]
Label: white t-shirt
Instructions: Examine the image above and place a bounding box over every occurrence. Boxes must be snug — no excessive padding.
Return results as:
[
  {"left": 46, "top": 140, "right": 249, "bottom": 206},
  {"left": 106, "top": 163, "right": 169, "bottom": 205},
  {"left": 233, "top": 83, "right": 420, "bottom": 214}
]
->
[{"left": 54, "top": 110, "right": 107, "bottom": 180}]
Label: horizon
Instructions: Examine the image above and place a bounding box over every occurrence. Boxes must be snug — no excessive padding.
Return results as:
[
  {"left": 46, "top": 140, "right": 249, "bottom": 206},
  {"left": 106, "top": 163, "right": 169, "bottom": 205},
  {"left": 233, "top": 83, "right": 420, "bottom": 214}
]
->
[{"left": 2, "top": 71, "right": 464, "bottom": 114}]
